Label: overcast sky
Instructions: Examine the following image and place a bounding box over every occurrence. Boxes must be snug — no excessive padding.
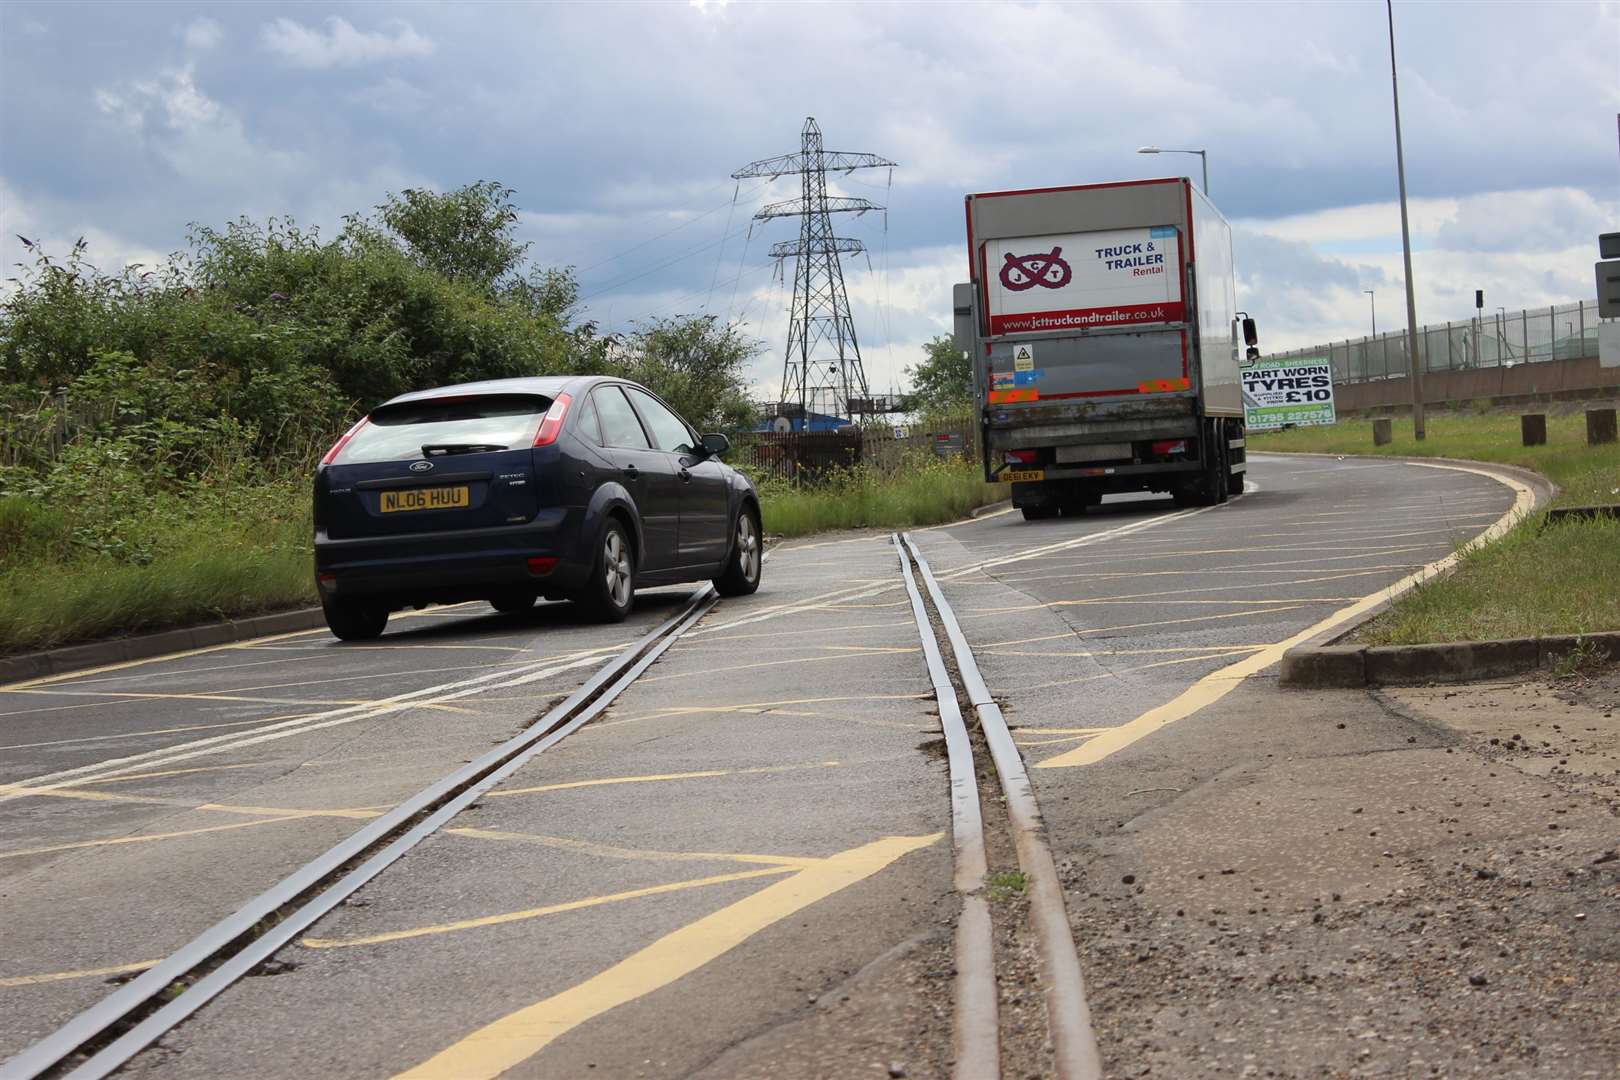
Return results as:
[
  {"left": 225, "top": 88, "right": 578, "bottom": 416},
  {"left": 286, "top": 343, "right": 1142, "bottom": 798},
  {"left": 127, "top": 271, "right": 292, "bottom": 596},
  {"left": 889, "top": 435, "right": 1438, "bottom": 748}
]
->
[{"left": 3, "top": 0, "right": 1616, "bottom": 399}]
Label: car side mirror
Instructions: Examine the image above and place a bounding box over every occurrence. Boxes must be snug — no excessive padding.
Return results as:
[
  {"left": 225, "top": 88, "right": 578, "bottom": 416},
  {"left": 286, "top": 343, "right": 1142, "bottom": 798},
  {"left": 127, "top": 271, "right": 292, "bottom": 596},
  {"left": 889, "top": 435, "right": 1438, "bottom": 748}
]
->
[{"left": 701, "top": 432, "right": 731, "bottom": 457}]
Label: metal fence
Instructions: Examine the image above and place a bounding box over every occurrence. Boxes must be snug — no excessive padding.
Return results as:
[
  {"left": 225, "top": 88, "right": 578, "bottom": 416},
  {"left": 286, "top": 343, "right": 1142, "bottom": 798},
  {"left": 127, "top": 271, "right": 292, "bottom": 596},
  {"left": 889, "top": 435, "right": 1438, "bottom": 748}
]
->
[{"left": 1269, "top": 299, "right": 1606, "bottom": 385}]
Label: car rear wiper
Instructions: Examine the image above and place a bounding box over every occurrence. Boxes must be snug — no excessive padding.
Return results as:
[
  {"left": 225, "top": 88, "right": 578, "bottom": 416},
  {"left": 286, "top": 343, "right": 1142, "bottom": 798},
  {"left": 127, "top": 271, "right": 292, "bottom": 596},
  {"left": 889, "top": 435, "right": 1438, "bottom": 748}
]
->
[{"left": 421, "top": 443, "right": 508, "bottom": 456}]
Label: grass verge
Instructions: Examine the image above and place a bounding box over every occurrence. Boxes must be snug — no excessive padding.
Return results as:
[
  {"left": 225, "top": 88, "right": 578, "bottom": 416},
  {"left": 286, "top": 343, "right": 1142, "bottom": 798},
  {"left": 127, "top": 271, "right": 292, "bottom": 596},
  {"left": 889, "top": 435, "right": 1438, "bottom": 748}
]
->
[
  {"left": 756, "top": 460, "right": 1007, "bottom": 540},
  {"left": 1252, "top": 410, "right": 1620, "bottom": 645},
  {"left": 0, "top": 460, "right": 1006, "bottom": 655}
]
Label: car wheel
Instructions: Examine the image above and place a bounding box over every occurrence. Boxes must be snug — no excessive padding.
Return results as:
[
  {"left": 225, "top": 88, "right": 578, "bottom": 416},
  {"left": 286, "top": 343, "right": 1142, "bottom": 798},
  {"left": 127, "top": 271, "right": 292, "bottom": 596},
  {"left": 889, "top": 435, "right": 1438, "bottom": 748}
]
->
[
  {"left": 322, "top": 597, "right": 388, "bottom": 641},
  {"left": 713, "top": 505, "right": 762, "bottom": 597},
  {"left": 577, "top": 519, "right": 635, "bottom": 622},
  {"left": 489, "top": 591, "right": 537, "bottom": 614}
]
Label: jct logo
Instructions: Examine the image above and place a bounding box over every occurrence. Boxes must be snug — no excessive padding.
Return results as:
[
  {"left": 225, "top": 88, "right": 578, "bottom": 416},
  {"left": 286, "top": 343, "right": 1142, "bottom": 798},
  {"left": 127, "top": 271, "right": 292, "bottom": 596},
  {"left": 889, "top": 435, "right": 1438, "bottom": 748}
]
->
[{"left": 999, "top": 247, "right": 1072, "bottom": 291}]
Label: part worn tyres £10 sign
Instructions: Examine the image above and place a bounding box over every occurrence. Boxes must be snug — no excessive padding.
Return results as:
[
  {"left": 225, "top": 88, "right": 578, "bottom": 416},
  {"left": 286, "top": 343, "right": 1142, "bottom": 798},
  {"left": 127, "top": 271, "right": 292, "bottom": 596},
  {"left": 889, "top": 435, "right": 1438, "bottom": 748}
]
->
[{"left": 1241, "top": 357, "right": 1336, "bottom": 430}]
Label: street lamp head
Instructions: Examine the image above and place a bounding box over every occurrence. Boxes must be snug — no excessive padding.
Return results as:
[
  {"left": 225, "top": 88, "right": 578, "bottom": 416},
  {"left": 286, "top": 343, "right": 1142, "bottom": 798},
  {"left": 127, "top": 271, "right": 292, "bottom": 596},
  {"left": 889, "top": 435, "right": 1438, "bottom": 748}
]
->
[{"left": 1136, "top": 146, "right": 1161, "bottom": 154}]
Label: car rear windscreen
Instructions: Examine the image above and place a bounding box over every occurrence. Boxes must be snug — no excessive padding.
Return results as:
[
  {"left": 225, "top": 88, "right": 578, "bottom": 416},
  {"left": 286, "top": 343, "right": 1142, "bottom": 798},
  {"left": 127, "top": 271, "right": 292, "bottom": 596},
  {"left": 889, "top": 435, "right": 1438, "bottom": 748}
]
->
[{"left": 333, "top": 394, "right": 550, "bottom": 465}]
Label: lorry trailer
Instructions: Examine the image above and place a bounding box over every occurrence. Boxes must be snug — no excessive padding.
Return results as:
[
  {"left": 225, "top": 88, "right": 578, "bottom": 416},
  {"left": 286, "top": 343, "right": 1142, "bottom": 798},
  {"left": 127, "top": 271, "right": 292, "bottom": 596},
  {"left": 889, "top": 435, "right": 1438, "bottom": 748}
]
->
[{"left": 953, "top": 177, "right": 1258, "bottom": 520}]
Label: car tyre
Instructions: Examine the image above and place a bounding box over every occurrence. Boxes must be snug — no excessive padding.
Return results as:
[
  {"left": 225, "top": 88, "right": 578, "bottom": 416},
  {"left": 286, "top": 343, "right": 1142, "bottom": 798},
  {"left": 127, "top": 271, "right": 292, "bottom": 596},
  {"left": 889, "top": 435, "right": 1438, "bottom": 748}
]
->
[
  {"left": 577, "top": 519, "right": 636, "bottom": 623},
  {"left": 713, "top": 505, "right": 762, "bottom": 597},
  {"left": 322, "top": 597, "right": 388, "bottom": 641},
  {"left": 489, "top": 591, "right": 537, "bottom": 614}
]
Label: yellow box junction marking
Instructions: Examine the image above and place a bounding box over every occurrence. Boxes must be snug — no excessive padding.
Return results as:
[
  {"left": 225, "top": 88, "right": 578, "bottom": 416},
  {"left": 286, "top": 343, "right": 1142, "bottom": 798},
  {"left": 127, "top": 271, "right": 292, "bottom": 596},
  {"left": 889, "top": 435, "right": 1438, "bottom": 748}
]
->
[
  {"left": 302, "top": 865, "right": 802, "bottom": 951},
  {"left": 392, "top": 833, "right": 938, "bottom": 1080}
]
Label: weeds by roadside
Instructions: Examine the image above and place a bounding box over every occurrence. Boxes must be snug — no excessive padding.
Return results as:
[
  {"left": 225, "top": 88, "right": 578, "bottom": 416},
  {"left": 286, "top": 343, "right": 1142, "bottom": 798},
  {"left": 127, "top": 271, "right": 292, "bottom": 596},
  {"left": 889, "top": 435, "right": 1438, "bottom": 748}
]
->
[{"left": 747, "top": 457, "right": 1006, "bottom": 540}]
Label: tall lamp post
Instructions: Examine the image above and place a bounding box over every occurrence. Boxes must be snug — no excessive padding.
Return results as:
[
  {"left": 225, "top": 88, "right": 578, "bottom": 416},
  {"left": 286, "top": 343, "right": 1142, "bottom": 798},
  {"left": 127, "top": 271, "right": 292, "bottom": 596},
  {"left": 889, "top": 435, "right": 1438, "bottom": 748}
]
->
[
  {"left": 1137, "top": 146, "right": 1208, "bottom": 195},
  {"left": 1386, "top": 0, "right": 1425, "bottom": 439},
  {"left": 1364, "top": 289, "right": 1377, "bottom": 337}
]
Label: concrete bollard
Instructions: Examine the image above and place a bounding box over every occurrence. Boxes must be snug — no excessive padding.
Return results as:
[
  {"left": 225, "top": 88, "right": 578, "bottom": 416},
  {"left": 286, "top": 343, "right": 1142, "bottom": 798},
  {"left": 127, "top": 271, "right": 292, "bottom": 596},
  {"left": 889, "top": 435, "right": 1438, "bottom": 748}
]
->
[
  {"left": 1588, "top": 408, "right": 1617, "bottom": 446},
  {"left": 1372, "top": 418, "right": 1392, "bottom": 446},
  {"left": 1521, "top": 413, "right": 1547, "bottom": 446}
]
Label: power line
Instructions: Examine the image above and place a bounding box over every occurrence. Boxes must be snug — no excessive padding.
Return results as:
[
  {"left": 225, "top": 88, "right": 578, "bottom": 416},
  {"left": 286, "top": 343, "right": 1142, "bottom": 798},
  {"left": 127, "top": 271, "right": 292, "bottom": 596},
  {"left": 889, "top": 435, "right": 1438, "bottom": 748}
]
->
[{"left": 576, "top": 217, "right": 760, "bottom": 303}]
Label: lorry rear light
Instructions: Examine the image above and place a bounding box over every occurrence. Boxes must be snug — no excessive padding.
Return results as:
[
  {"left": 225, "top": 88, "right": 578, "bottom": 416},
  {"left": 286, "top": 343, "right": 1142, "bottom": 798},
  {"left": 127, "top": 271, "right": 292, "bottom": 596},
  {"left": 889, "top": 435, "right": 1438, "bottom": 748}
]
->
[
  {"left": 320, "top": 417, "right": 369, "bottom": 466},
  {"left": 532, "top": 394, "right": 572, "bottom": 447},
  {"left": 1004, "top": 449, "right": 1038, "bottom": 465},
  {"left": 526, "top": 556, "right": 559, "bottom": 576},
  {"left": 317, "top": 573, "right": 337, "bottom": 590},
  {"left": 1150, "top": 440, "right": 1187, "bottom": 456}
]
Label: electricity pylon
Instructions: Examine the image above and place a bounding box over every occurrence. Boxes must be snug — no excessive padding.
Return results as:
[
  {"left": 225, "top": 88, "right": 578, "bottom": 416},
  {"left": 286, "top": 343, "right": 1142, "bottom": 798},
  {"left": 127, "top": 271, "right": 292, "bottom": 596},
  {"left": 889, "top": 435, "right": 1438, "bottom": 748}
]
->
[{"left": 733, "top": 118, "right": 895, "bottom": 424}]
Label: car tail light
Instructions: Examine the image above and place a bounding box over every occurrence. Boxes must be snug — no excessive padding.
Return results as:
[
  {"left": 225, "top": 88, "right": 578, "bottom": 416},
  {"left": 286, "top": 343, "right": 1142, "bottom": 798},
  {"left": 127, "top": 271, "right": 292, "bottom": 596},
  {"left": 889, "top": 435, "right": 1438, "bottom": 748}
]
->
[
  {"left": 526, "top": 556, "right": 559, "bottom": 576},
  {"left": 532, "top": 394, "right": 572, "bottom": 447},
  {"left": 1004, "top": 449, "right": 1038, "bottom": 465},
  {"left": 1150, "top": 440, "right": 1188, "bottom": 456},
  {"left": 321, "top": 417, "right": 369, "bottom": 465}
]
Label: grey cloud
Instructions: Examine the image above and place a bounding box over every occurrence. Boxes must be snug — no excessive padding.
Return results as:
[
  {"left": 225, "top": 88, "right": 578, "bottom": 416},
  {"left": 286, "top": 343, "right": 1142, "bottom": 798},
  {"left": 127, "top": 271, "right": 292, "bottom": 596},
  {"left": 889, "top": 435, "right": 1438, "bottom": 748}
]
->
[{"left": 261, "top": 16, "right": 433, "bottom": 69}]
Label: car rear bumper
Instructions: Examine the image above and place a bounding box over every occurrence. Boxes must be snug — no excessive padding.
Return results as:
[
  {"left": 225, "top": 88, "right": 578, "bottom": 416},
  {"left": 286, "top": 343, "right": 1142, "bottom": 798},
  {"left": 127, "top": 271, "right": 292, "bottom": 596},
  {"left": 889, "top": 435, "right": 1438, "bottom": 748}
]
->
[{"left": 314, "top": 507, "right": 591, "bottom": 605}]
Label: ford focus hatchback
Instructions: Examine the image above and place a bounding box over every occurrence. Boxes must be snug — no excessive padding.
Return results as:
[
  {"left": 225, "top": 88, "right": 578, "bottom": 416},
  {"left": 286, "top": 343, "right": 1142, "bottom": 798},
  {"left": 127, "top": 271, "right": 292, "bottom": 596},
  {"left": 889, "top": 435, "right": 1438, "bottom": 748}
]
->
[{"left": 313, "top": 376, "right": 762, "bottom": 640}]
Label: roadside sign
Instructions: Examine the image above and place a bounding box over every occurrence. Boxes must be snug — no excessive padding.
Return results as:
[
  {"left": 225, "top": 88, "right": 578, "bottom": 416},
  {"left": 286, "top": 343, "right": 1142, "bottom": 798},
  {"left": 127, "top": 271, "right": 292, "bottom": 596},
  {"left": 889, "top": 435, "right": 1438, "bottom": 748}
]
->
[
  {"left": 933, "top": 432, "right": 965, "bottom": 457},
  {"left": 1596, "top": 260, "right": 1620, "bottom": 318},
  {"left": 1600, "top": 232, "right": 1620, "bottom": 259},
  {"left": 1013, "top": 343, "right": 1035, "bottom": 371},
  {"left": 1242, "top": 357, "right": 1336, "bottom": 430}
]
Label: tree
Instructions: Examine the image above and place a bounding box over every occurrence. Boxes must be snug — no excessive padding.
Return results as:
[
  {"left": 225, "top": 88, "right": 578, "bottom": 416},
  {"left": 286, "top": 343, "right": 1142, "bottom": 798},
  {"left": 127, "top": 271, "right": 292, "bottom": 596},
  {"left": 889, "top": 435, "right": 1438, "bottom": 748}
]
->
[
  {"left": 906, "top": 334, "right": 972, "bottom": 415},
  {"left": 610, "top": 315, "right": 761, "bottom": 433},
  {"left": 375, "top": 181, "right": 530, "bottom": 291}
]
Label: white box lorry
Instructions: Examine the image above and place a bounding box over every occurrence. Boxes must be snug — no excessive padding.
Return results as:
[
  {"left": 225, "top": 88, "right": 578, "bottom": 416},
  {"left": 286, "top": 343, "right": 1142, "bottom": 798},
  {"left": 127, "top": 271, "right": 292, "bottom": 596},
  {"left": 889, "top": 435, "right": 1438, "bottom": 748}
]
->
[{"left": 954, "top": 177, "right": 1258, "bottom": 520}]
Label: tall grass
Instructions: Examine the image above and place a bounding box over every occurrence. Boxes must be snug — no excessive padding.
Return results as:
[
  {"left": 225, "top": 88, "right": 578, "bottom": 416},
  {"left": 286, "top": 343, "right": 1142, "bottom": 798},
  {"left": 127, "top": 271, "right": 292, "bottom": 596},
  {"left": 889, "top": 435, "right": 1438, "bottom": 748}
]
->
[
  {"left": 756, "top": 460, "right": 1007, "bottom": 539},
  {"left": 0, "top": 507, "right": 313, "bottom": 653}
]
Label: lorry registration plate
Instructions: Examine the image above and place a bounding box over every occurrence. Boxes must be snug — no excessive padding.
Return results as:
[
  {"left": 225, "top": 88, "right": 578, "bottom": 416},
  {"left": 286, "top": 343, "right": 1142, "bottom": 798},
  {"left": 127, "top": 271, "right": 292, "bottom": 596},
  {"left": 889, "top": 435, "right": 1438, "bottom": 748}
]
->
[{"left": 1002, "top": 469, "right": 1046, "bottom": 483}]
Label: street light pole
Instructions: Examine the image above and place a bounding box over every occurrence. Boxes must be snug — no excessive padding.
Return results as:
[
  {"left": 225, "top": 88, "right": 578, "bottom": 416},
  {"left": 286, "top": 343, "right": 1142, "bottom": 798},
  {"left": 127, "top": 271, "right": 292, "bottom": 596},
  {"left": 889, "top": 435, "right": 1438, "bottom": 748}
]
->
[
  {"left": 1137, "top": 146, "right": 1209, "bottom": 195},
  {"left": 1386, "top": 0, "right": 1425, "bottom": 440},
  {"left": 1364, "top": 289, "right": 1377, "bottom": 337}
]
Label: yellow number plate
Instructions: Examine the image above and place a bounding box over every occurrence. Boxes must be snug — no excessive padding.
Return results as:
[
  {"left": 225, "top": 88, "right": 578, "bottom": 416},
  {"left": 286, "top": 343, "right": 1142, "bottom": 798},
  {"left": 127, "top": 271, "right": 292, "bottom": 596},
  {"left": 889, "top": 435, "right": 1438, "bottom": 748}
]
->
[
  {"left": 380, "top": 486, "right": 470, "bottom": 513},
  {"left": 1003, "top": 469, "right": 1046, "bottom": 483}
]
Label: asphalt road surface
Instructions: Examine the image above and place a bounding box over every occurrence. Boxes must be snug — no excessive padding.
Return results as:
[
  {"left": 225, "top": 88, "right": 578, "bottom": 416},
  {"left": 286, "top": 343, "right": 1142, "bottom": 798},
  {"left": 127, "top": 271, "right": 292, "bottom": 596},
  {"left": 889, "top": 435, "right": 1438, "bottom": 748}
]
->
[{"left": 1, "top": 452, "right": 1551, "bottom": 1079}]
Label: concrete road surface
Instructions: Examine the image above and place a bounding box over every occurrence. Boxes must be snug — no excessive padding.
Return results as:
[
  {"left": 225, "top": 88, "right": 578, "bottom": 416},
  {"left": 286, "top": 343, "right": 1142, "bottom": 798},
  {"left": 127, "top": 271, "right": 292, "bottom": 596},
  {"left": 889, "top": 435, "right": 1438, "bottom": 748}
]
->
[{"left": 7, "top": 453, "right": 1611, "bottom": 1079}]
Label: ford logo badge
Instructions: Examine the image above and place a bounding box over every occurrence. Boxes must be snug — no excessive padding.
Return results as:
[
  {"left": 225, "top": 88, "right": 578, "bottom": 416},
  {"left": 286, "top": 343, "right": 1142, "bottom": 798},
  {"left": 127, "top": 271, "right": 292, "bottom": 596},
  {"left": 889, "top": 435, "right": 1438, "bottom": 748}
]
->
[{"left": 410, "top": 460, "right": 434, "bottom": 473}]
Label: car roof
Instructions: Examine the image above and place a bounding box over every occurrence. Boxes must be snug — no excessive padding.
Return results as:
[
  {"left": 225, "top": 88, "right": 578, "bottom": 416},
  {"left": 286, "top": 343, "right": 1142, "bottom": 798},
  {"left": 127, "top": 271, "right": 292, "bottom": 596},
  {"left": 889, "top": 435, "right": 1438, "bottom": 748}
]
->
[{"left": 377, "top": 375, "right": 629, "bottom": 409}]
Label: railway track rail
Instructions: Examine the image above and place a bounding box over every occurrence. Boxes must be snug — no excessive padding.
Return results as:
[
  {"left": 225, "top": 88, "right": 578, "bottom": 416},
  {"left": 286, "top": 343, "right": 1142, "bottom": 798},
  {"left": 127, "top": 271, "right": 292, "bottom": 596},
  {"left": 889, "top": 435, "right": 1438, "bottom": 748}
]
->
[
  {"left": 893, "top": 532, "right": 1103, "bottom": 1080},
  {"left": 1, "top": 584, "right": 720, "bottom": 1080}
]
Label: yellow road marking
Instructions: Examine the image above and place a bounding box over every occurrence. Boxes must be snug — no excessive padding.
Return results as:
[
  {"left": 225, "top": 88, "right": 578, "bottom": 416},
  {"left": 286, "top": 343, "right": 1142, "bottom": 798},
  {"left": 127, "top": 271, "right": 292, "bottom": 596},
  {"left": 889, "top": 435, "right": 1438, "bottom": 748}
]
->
[
  {"left": 0, "top": 814, "right": 345, "bottom": 860},
  {"left": 0, "top": 960, "right": 159, "bottom": 988},
  {"left": 1005, "top": 648, "right": 1262, "bottom": 693},
  {"left": 1034, "top": 462, "right": 1535, "bottom": 769},
  {"left": 488, "top": 762, "right": 840, "bottom": 799},
  {"left": 391, "top": 833, "right": 939, "bottom": 1080},
  {"left": 635, "top": 649, "right": 917, "bottom": 685},
  {"left": 69, "top": 762, "right": 266, "bottom": 786},
  {"left": 441, "top": 828, "right": 814, "bottom": 867},
  {"left": 302, "top": 866, "right": 801, "bottom": 951},
  {"left": 0, "top": 629, "right": 328, "bottom": 691},
  {"left": 983, "top": 645, "right": 1268, "bottom": 658}
]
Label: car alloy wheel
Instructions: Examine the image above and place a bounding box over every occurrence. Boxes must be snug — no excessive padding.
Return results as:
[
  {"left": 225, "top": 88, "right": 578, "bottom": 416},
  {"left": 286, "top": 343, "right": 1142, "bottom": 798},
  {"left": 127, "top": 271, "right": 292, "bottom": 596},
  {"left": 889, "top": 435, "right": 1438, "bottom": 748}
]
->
[
  {"left": 735, "top": 512, "right": 760, "bottom": 584},
  {"left": 604, "top": 528, "right": 632, "bottom": 609}
]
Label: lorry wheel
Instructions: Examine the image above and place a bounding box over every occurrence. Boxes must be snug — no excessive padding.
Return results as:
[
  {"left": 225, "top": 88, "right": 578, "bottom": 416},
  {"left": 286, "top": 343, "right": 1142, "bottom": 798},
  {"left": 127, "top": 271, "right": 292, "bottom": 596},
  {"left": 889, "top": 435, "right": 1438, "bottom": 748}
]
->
[{"left": 1060, "top": 492, "right": 1100, "bottom": 516}]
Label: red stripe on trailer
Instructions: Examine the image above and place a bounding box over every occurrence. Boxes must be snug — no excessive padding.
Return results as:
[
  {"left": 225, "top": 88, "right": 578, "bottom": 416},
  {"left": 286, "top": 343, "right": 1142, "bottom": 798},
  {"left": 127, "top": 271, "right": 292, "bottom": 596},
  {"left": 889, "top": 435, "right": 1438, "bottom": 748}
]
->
[
  {"left": 987, "top": 300, "right": 1187, "bottom": 336},
  {"left": 967, "top": 177, "right": 1185, "bottom": 201}
]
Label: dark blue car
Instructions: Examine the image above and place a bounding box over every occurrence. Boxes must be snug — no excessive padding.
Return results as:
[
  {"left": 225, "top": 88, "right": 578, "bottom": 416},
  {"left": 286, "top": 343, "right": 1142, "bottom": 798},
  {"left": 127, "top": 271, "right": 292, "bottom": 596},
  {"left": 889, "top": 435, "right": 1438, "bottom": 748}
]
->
[{"left": 313, "top": 376, "right": 762, "bottom": 640}]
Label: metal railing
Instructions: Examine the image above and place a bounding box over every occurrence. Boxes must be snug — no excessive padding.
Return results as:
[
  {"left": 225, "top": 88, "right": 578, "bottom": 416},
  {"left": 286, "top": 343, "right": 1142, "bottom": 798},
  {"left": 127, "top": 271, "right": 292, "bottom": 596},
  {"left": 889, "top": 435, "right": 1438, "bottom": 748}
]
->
[{"left": 1269, "top": 299, "right": 1606, "bottom": 385}]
